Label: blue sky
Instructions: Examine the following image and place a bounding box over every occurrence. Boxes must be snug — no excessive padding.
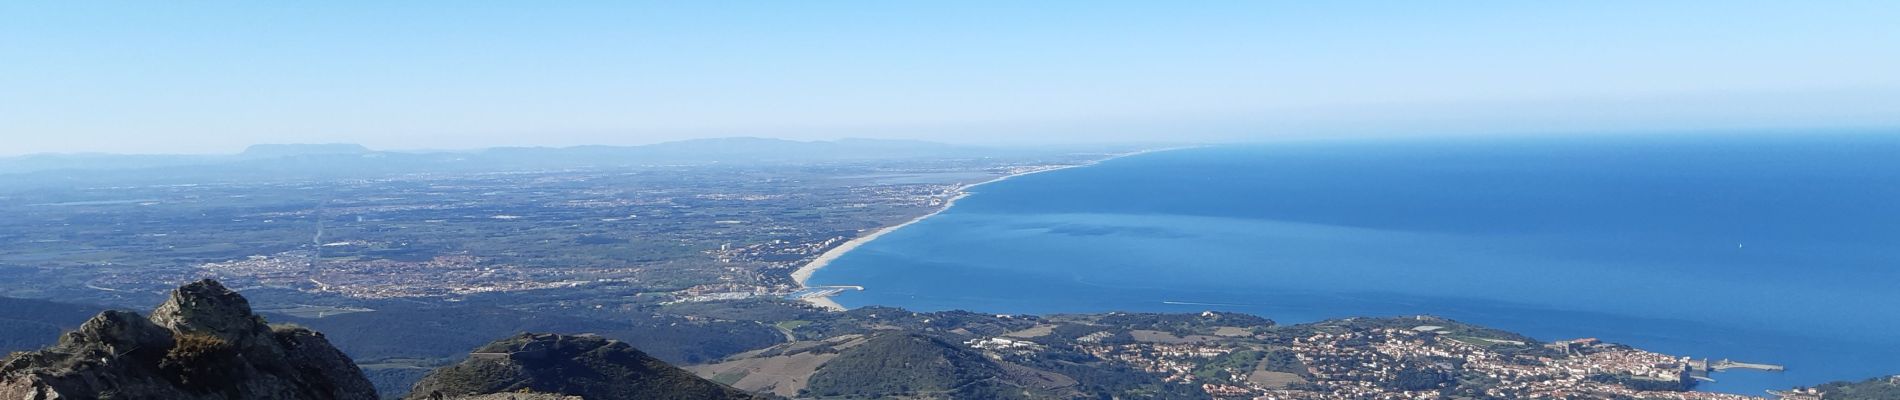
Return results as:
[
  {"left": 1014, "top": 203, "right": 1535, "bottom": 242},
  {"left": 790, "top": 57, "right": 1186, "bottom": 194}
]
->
[{"left": 2, "top": 1, "right": 1897, "bottom": 155}]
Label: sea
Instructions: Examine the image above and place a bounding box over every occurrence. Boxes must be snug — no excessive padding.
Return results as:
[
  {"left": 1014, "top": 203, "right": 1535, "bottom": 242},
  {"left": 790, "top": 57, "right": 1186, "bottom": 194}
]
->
[{"left": 808, "top": 132, "right": 1900, "bottom": 395}]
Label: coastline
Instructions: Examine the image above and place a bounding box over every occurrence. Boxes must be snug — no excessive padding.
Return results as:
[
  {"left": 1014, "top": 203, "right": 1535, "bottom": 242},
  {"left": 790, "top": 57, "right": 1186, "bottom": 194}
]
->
[{"left": 791, "top": 147, "right": 1193, "bottom": 310}]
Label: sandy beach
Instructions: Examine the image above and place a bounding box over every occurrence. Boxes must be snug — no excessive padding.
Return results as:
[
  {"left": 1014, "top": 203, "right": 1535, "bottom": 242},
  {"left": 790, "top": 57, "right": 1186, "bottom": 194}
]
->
[{"left": 790, "top": 147, "right": 1190, "bottom": 310}]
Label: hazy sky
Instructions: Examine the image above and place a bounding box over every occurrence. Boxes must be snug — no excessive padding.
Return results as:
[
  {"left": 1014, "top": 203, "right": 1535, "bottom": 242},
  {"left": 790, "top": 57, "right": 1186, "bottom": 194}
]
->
[{"left": 3, "top": 1, "right": 1898, "bottom": 155}]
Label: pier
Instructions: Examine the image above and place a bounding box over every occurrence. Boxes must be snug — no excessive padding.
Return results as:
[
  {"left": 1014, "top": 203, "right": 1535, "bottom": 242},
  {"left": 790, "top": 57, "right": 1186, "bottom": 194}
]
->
[
  {"left": 1712, "top": 359, "right": 1785, "bottom": 372},
  {"left": 1688, "top": 358, "right": 1785, "bottom": 373},
  {"left": 787, "top": 285, "right": 863, "bottom": 300}
]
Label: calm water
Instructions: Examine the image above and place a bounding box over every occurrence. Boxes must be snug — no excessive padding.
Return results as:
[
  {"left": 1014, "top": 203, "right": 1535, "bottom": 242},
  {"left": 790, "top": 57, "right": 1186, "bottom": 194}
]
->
[{"left": 810, "top": 133, "right": 1900, "bottom": 394}]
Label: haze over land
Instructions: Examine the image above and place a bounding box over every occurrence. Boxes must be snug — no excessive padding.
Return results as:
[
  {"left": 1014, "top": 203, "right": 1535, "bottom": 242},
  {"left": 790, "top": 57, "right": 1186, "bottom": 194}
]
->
[{"left": 4, "top": 1, "right": 1900, "bottom": 155}]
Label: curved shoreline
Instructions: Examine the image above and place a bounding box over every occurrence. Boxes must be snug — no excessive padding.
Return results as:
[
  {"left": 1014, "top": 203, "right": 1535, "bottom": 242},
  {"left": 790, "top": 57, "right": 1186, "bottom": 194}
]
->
[{"left": 790, "top": 147, "right": 1194, "bottom": 310}]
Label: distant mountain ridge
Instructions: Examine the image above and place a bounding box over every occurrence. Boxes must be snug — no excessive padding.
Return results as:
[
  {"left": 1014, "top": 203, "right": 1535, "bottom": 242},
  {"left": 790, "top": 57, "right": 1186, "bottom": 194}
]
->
[
  {"left": 240, "top": 143, "right": 375, "bottom": 158},
  {"left": 473, "top": 137, "right": 971, "bottom": 165},
  {"left": 0, "top": 138, "right": 978, "bottom": 176}
]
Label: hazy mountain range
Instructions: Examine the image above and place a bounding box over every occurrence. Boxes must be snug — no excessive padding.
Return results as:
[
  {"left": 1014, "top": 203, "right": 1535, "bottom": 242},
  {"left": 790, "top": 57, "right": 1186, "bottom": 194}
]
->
[
  {"left": 0, "top": 138, "right": 1164, "bottom": 188},
  {"left": 2, "top": 138, "right": 958, "bottom": 173}
]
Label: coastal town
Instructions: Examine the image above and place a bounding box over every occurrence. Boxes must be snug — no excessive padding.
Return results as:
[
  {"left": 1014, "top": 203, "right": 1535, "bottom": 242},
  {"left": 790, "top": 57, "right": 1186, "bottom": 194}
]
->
[
  {"left": 702, "top": 310, "right": 1809, "bottom": 400},
  {"left": 984, "top": 314, "right": 1784, "bottom": 400}
]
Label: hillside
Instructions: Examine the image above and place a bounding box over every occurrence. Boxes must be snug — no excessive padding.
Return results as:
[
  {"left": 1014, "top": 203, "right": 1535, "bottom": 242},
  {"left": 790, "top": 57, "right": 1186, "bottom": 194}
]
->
[
  {"left": 799, "top": 332, "right": 1066, "bottom": 399},
  {"left": 702, "top": 311, "right": 1214, "bottom": 400},
  {"left": 690, "top": 334, "right": 868, "bottom": 397},
  {"left": 404, "top": 333, "right": 764, "bottom": 400},
  {"left": 273, "top": 303, "right": 781, "bottom": 397},
  {"left": 276, "top": 304, "right": 780, "bottom": 366},
  {"left": 1812, "top": 376, "right": 1900, "bottom": 399}
]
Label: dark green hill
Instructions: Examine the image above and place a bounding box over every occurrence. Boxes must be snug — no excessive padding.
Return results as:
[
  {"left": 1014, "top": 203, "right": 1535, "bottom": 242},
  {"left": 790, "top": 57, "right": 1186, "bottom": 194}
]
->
[
  {"left": 405, "top": 333, "right": 763, "bottom": 400},
  {"left": 1813, "top": 376, "right": 1900, "bottom": 399},
  {"left": 273, "top": 304, "right": 781, "bottom": 398},
  {"left": 277, "top": 304, "right": 778, "bottom": 365},
  {"left": 801, "top": 332, "right": 1043, "bottom": 400}
]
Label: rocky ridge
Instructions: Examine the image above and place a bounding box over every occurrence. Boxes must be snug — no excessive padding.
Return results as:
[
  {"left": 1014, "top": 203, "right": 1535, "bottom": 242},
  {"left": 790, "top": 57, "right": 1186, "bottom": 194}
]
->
[{"left": 0, "top": 279, "right": 377, "bottom": 399}]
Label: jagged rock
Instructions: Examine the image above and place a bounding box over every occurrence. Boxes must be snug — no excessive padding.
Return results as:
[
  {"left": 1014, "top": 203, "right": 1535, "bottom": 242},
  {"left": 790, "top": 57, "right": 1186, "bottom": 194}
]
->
[
  {"left": 434, "top": 393, "right": 582, "bottom": 400},
  {"left": 0, "top": 279, "right": 377, "bottom": 400},
  {"left": 405, "top": 333, "right": 764, "bottom": 400},
  {"left": 149, "top": 278, "right": 277, "bottom": 353},
  {"left": 56, "top": 310, "right": 174, "bottom": 358}
]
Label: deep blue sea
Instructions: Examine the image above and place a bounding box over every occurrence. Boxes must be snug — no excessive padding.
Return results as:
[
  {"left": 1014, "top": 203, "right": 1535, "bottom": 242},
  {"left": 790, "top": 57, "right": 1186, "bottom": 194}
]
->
[{"left": 809, "top": 133, "right": 1900, "bottom": 394}]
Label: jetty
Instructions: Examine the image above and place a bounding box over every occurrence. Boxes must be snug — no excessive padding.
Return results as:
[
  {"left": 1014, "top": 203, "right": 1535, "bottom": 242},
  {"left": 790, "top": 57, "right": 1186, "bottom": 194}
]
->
[
  {"left": 1689, "top": 358, "right": 1786, "bottom": 373},
  {"left": 787, "top": 285, "right": 863, "bottom": 300}
]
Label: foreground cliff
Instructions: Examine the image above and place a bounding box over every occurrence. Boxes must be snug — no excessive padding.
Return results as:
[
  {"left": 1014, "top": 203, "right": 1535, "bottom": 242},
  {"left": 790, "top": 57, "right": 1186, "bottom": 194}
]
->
[
  {"left": 405, "top": 333, "right": 763, "bottom": 400},
  {"left": 0, "top": 279, "right": 376, "bottom": 399}
]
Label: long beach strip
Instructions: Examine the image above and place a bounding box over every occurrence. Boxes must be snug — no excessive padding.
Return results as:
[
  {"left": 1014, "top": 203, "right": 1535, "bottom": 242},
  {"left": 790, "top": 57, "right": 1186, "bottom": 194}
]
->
[{"left": 790, "top": 147, "right": 1192, "bottom": 310}]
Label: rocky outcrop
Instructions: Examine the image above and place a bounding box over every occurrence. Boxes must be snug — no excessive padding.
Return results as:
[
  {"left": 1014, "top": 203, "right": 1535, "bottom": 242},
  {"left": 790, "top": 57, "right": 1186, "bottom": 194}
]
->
[
  {"left": 0, "top": 279, "right": 377, "bottom": 399},
  {"left": 430, "top": 393, "right": 581, "bottom": 400},
  {"left": 405, "top": 333, "right": 763, "bottom": 400}
]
